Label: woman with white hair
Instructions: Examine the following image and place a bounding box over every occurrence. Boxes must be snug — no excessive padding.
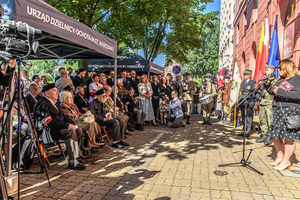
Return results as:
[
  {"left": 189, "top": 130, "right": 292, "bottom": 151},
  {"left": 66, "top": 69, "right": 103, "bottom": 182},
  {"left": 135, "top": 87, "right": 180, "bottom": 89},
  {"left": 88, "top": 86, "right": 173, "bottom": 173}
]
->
[
  {"left": 60, "top": 91, "right": 104, "bottom": 148},
  {"left": 117, "top": 78, "right": 127, "bottom": 98}
]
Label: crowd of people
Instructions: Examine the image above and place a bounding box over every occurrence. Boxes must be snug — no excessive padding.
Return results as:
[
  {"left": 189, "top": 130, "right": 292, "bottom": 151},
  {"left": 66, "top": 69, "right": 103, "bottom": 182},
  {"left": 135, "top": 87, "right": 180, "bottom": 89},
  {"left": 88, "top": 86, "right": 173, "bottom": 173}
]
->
[{"left": 1, "top": 59, "right": 298, "bottom": 172}]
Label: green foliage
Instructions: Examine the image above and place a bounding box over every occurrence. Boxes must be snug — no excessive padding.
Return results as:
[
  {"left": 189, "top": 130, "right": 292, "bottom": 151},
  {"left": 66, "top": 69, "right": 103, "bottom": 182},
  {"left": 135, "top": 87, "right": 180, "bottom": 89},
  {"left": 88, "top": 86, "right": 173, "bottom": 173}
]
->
[
  {"left": 179, "top": 18, "right": 220, "bottom": 84},
  {"left": 44, "top": 0, "right": 219, "bottom": 66},
  {"left": 26, "top": 59, "right": 79, "bottom": 82}
]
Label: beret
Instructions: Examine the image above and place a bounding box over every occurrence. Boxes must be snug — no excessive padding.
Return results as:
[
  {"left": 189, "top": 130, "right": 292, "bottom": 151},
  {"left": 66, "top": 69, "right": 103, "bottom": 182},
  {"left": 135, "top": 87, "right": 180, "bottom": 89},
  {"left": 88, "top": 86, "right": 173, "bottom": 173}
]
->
[
  {"left": 95, "top": 88, "right": 107, "bottom": 95},
  {"left": 42, "top": 83, "right": 56, "bottom": 93}
]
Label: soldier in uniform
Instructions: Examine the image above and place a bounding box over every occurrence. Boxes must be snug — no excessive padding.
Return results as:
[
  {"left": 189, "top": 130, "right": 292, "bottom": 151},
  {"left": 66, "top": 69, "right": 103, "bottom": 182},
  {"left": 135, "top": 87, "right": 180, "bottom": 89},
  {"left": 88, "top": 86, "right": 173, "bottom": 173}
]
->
[
  {"left": 199, "top": 74, "right": 217, "bottom": 125},
  {"left": 181, "top": 72, "right": 197, "bottom": 124},
  {"left": 221, "top": 76, "right": 232, "bottom": 125},
  {"left": 237, "top": 69, "right": 257, "bottom": 137},
  {"left": 256, "top": 65, "right": 277, "bottom": 145}
]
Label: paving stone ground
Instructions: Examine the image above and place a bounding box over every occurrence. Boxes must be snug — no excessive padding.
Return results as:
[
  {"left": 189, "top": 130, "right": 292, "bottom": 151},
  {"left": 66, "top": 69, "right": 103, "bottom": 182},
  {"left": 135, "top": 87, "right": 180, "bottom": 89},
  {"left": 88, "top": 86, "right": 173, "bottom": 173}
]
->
[{"left": 10, "top": 115, "right": 300, "bottom": 200}]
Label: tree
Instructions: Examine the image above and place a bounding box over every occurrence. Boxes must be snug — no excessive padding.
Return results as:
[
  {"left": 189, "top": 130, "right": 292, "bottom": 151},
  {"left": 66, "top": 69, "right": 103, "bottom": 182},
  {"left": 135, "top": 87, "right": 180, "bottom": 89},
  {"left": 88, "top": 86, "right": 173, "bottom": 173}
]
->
[
  {"left": 45, "top": 0, "right": 219, "bottom": 66},
  {"left": 180, "top": 18, "right": 220, "bottom": 84}
]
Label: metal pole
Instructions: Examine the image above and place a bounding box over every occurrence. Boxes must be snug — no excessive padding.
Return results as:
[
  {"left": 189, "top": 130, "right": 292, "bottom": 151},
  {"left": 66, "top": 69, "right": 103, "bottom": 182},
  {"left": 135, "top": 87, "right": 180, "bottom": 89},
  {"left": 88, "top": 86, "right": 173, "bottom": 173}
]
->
[{"left": 113, "top": 58, "right": 117, "bottom": 117}]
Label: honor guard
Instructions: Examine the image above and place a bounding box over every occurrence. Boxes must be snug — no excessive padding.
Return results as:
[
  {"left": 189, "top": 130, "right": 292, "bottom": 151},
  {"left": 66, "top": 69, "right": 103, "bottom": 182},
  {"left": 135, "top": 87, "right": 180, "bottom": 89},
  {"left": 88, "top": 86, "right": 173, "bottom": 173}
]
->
[
  {"left": 181, "top": 72, "right": 197, "bottom": 124},
  {"left": 199, "top": 74, "right": 217, "bottom": 125},
  {"left": 222, "top": 76, "right": 232, "bottom": 125},
  {"left": 237, "top": 69, "right": 257, "bottom": 137},
  {"left": 256, "top": 65, "right": 277, "bottom": 145}
]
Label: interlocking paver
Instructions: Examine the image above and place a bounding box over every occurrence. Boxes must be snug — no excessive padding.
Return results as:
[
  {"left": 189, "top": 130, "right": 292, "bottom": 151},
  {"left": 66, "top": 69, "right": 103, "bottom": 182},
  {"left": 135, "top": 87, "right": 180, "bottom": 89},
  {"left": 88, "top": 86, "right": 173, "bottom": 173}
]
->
[{"left": 9, "top": 115, "right": 300, "bottom": 200}]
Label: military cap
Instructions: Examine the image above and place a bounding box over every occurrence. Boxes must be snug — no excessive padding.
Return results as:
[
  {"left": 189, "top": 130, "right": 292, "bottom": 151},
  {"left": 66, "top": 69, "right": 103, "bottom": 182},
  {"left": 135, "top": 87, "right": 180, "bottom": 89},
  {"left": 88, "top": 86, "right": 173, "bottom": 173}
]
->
[
  {"left": 42, "top": 83, "right": 56, "bottom": 93},
  {"left": 95, "top": 88, "right": 107, "bottom": 96},
  {"left": 243, "top": 69, "right": 252, "bottom": 75},
  {"left": 266, "top": 65, "right": 275, "bottom": 70},
  {"left": 224, "top": 75, "right": 230, "bottom": 80},
  {"left": 205, "top": 74, "right": 212, "bottom": 78}
]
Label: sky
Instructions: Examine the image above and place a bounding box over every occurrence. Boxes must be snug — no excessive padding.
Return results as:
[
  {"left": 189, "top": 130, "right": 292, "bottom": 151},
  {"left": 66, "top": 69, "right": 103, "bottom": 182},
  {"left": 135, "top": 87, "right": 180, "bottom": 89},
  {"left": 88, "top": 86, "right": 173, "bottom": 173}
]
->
[{"left": 152, "top": 0, "right": 221, "bottom": 67}]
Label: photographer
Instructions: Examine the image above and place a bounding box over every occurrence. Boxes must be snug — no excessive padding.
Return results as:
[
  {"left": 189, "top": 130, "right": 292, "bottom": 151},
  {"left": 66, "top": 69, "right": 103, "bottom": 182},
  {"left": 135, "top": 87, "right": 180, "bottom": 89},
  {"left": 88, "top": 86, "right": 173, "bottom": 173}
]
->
[
  {"left": 165, "top": 90, "right": 184, "bottom": 128},
  {"left": 0, "top": 59, "right": 16, "bottom": 86}
]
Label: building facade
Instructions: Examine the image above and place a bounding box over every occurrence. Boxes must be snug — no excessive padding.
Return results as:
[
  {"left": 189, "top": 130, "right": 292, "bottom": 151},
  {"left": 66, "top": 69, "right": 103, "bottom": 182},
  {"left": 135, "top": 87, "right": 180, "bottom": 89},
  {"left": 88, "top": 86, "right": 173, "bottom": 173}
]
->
[
  {"left": 219, "top": 0, "right": 236, "bottom": 71},
  {"left": 233, "top": 0, "right": 299, "bottom": 75}
]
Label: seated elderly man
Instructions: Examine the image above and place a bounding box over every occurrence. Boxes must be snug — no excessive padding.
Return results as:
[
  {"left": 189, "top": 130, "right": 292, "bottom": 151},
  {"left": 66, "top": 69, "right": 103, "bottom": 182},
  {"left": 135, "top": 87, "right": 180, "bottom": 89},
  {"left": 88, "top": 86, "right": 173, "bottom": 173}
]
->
[
  {"left": 26, "top": 83, "right": 42, "bottom": 113},
  {"left": 33, "top": 84, "right": 85, "bottom": 170},
  {"left": 165, "top": 90, "right": 184, "bottom": 128},
  {"left": 123, "top": 87, "right": 147, "bottom": 131},
  {"left": 90, "top": 88, "right": 129, "bottom": 148}
]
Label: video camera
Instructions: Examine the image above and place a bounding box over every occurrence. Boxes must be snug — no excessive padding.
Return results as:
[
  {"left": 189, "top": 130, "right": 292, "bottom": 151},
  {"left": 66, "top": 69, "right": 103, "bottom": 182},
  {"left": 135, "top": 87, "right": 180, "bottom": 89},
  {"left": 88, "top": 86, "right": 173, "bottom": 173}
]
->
[{"left": 0, "top": 20, "right": 41, "bottom": 60}]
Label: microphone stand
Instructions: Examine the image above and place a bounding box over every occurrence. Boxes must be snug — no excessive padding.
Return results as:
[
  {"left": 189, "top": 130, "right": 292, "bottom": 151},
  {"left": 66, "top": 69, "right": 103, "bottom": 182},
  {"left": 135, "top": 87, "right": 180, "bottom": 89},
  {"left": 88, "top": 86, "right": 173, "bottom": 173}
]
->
[{"left": 218, "top": 78, "right": 269, "bottom": 176}]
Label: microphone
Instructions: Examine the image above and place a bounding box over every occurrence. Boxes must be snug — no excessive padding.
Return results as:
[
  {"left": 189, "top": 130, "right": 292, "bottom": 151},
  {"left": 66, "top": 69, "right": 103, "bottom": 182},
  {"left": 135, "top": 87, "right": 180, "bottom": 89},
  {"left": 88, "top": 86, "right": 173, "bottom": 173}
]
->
[{"left": 259, "top": 73, "right": 275, "bottom": 82}]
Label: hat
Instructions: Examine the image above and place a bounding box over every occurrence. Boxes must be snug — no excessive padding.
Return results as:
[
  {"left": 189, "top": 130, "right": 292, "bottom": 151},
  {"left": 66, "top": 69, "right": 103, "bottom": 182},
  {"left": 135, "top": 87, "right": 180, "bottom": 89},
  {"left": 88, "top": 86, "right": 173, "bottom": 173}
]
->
[
  {"left": 266, "top": 65, "right": 275, "bottom": 70},
  {"left": 42, "top": 83, "right": 56, "bottom": 93},
  {"left": 224, "top": 75, "right": 230, "bottom": 80},
  {"left": 205, "top": 74, "right": 212, "bottom": 78},
  {"left": 185, "top": 72, "right": 191, "bottom": 76},
  {"left": 243, "top": 69, "right": 252, "bottom": 75},
  {"left": 95, "top": 88, "right": 107, "bottom": 96},
  {"left": 63, "top": 85, "right": 73, "bottom": 91}
]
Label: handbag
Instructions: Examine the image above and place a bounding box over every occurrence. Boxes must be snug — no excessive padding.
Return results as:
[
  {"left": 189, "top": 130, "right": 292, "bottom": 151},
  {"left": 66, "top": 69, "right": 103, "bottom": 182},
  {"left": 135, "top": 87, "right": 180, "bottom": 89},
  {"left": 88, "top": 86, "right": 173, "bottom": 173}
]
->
[
  {"left": 280, "top": 103, "right": 300, "bottom": 130},
  {"left": 81, "top": 111, "right": 95, "bottom": 123}
]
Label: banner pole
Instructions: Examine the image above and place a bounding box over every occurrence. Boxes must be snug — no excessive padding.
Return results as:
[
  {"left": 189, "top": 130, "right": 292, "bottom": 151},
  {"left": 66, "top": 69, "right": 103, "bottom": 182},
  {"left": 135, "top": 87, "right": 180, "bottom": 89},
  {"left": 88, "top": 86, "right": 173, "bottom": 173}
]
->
[{"left": 234, "top": 104, "right": 237, "bottom": 128}]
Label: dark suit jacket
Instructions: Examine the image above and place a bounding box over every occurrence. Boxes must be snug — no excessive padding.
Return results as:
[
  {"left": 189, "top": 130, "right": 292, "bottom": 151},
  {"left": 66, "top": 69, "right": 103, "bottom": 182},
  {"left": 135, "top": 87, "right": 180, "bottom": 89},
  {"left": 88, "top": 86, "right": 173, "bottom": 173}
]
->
[
  {"left": 131, "top": 77, "right": 140, "bottom": 95},
  {"left": 122, "top": 94, "right": 136, "bottom": 113},
  {"left": 107, "top": 78, "right": 115, "bottom": 87},
  {"left": 73, "top": 75, "right": 85, "bottom": 89},
  {"left": 33, "top": 97, "right": 69, "bottom": 141},
  {"left": 26, "top": 93, "right": 41, "bottom": 113},
  {"left": 73, "top": 94, "right": 89, "bottom": 113},
  {"left": 238, "top": 79, "right": 257, "bottom": 107},
  {"left": 121, "top": 77, "right": 132, "bottom": 90}
]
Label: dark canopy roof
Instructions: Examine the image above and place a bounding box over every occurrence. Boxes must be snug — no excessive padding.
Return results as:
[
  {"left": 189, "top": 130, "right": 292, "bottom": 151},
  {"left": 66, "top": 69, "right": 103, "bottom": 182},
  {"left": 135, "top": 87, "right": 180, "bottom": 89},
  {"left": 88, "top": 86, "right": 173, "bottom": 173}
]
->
[
  {"left": 88, "top": 52, "right": 164, "bottom": 75},
  {"left": 1, "top": 0, "right": 117, "bottom": 59}
]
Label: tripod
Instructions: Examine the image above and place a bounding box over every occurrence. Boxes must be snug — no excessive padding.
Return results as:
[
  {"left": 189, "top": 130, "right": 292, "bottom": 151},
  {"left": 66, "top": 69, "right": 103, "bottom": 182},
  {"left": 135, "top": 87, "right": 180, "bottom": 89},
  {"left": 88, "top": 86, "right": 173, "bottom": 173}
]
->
[
  {"left": 218, "top": 79, "right": 267, "bottom": 176},
  {"left": 1, "top": 59, "right": 51, "bottom": 199}
]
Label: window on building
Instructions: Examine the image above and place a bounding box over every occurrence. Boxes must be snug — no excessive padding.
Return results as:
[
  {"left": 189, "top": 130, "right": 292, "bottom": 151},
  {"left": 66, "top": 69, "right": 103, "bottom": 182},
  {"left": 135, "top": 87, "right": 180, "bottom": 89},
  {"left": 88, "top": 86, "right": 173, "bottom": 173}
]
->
[{"left": 252, "top": 0, "right": 258, "bottom": 23}]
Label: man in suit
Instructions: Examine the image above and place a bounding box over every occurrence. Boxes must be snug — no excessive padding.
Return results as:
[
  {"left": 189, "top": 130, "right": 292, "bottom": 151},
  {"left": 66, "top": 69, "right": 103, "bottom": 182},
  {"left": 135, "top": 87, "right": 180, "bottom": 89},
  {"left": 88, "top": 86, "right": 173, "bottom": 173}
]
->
[
  {"left": 120, "top": 70, "right": 131, "bottom": 91},
  {"left": 33, "top": 84, "right": 85, "bottom": 170},
  {"left": 199, "top": 74, "right": 217, "bottom": 125},
  {"left": 26, "top": 83, "right": 42, "bottom": 113},
  {"left": 123, "top": 87, "right": 147, "bottom": 130},
  {"left": 130, "top": 70, "right": 140, "bottom": 96},
  {"left": 181, "top": 72, "right": 197, "bottom": 124},
  {"left": 237, "top": 69, "right": 257, "bottom": 137},
  {"left": 107, "top": 71, "right": 115, "bottom": 87}
]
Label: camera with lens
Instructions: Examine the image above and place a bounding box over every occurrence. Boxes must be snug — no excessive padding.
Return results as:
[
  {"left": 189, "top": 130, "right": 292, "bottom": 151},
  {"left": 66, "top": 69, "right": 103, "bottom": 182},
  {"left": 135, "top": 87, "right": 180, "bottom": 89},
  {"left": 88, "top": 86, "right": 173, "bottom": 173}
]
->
[{"left": 0, "top": 20, "right": 41, "bottom": 60}]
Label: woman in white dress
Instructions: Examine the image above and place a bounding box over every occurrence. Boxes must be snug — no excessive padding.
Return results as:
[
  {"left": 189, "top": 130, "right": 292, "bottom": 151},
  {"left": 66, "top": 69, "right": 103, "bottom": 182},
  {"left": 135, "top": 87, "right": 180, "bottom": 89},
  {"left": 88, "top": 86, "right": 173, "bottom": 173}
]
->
[{"left": 89, "top": 74, "right": 103, "bottom": 102}]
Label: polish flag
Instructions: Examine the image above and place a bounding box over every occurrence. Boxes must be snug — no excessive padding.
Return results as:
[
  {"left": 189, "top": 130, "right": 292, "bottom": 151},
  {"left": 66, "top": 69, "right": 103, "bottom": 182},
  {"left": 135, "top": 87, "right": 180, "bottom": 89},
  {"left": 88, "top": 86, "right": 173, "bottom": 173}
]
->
[
  {"left": 254, "top": 17, "right": 269, "bottom": 82},
  {"left": 216, "top": 68, "right": 224, "bottom": 89}
]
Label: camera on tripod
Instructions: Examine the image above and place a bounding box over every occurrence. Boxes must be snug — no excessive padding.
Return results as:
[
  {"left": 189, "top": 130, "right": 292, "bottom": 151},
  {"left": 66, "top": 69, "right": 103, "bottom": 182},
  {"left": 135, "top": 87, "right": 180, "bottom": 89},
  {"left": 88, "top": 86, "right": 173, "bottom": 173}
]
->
[{"left": 0, "top": 20, "right": 41, "bottom": 59}]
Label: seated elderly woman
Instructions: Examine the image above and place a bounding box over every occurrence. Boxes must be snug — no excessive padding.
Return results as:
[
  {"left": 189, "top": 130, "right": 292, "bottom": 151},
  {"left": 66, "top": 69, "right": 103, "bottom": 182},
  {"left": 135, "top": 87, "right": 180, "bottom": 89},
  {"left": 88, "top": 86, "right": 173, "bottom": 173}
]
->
[
  {"left": 60, "top": 91, "right": 104, "bottom": 148},
  {"left": 117, "top": 78, "right": 127, "bottom": 98},
  {"left": 105, "top": 86, "right": 133, "bottom": 135}
]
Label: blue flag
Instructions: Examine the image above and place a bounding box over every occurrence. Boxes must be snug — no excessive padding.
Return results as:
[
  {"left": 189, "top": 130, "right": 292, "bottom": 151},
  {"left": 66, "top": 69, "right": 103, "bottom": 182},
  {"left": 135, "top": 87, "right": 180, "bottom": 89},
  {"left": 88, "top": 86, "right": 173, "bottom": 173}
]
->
[{"left": 267, "top": 16, "right": 280, "bottom": 77}]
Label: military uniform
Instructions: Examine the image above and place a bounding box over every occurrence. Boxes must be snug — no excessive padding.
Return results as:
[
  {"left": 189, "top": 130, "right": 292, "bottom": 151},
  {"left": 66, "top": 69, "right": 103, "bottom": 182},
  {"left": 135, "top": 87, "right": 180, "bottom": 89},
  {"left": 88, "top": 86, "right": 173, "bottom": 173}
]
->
[
  {"left": 199, "top": 75, "right": 217, "bottom": 125},
  {"left": 222, "top": 76, "right": 232, "bottom": 124},
  {"left": 181, "top": 73, "right": 197, "bottom": 123},
  {"left": 256, "top": 65, "right": 277, "bottom": 145},
  {"left": 238, "top": 69, "right": 257, "bottom": 136}
]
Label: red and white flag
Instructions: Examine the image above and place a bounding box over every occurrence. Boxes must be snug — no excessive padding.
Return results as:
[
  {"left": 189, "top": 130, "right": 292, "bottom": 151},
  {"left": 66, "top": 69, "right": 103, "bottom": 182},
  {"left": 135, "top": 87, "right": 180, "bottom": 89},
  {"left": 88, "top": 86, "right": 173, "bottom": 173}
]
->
[{"left": 216, "top": 68, "right": 224, "bottom": 89}]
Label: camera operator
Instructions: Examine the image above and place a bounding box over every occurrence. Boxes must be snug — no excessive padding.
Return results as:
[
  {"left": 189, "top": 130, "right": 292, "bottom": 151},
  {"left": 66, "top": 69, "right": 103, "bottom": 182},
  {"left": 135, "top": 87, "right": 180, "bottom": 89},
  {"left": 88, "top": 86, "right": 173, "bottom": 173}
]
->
[
  {"left": 0, "top": 59, "right": 16, "bottom": 87},
  {"left": 165, "top": 90, "right": 184, "bottom": 128}
]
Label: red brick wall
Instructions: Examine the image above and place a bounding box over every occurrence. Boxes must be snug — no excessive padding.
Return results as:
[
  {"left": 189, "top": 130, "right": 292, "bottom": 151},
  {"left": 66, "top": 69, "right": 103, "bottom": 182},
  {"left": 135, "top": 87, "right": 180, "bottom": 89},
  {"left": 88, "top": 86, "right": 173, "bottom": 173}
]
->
[{"left": 233, "top": 0, "right": 300, "bottom": 76}]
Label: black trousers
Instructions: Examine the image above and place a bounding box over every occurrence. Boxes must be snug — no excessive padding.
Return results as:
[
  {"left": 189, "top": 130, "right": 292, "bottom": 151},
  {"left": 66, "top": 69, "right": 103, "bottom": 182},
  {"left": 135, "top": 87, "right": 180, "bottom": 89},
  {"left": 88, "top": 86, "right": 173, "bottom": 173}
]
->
[
  {"left": 240, "top": 105, "right": 254, "bottom": 131},
  {"left": 97, "top": 118, "right": 125, "bottom": 142}
]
